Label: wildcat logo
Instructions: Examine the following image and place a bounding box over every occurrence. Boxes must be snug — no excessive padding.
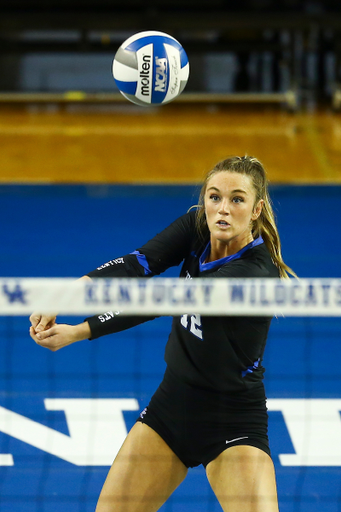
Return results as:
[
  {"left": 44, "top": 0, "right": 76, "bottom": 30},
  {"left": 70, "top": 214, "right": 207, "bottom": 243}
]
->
[
  {"left": 154, "top": 57, "right": 167, "bottom": 92},
  {"left": 2, "top": 284, "right": 27, "bottom": 304}
]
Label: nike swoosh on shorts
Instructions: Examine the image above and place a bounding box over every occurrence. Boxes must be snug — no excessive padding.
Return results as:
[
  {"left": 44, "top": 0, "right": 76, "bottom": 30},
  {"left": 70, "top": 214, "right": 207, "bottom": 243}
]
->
[{"left": 226, "top": 436, "right": 249, "bottom": 444}]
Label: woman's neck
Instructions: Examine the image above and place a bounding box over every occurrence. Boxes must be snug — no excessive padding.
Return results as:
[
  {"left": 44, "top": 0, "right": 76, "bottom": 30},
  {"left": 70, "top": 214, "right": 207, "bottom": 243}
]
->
[{"left": 206, "top": 233, "right": 254, "bottom": 263}]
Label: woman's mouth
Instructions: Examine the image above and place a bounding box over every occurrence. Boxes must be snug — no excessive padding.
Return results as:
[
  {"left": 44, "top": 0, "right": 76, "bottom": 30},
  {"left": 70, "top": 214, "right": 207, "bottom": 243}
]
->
[{"left": 216, "top": 220, "right": 230, "bottom": 228}]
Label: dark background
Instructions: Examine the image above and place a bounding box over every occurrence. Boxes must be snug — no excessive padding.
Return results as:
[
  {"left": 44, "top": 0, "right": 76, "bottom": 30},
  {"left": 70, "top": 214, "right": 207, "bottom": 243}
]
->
[{"left": 1, "top": 0, "right": 341, "bottom": 107}]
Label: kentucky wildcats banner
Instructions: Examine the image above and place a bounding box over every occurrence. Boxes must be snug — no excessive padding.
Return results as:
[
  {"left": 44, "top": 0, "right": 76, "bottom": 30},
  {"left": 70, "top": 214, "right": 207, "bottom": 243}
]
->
[{"left": 0, "top": 277, "right": 341, "bottom": 316}]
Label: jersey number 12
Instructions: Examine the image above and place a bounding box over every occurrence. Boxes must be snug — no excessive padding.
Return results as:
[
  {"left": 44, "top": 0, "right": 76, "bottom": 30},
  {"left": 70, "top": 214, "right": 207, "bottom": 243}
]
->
[{"left": 180, "top": 314, "right": 203, "bottom": 340}]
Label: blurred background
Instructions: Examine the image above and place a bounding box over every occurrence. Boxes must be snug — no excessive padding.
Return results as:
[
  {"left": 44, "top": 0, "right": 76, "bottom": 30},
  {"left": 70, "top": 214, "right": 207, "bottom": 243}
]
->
[
  {"left": 0, "top": 2, "right": 341, "bottom": 512},
  {"left": 1, "top": 0, "right": 341, "bottom": 182}
]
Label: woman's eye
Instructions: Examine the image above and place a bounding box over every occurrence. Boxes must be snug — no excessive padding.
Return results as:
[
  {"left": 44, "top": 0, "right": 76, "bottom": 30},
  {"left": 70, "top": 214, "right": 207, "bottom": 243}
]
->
[
  {"left": 233, "top": 196, "right": 244, "bottom": 203},
  {"left": 210, "top": 194, "right": 220, "bottom": 201}
]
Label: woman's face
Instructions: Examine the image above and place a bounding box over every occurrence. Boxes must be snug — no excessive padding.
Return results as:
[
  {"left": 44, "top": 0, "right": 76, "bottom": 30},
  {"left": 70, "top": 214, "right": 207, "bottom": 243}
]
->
[{"left": 204, "top": 171, "right": 263, "bottom": 251}]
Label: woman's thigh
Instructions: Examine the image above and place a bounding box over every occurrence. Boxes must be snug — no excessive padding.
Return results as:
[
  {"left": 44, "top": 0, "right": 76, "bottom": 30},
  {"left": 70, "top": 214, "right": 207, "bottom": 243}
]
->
[
  {"left": 206, "top": 445, "right": 279, "bottom": 512},
  {"left": 96, "top": 422, "right": 188, "bottom": 512}
]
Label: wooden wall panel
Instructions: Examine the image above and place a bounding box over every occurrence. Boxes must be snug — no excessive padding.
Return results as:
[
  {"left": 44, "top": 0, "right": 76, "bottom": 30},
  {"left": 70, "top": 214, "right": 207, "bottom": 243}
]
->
[{"left": 0, "top": 104, "right": 340, "bottom": 184}]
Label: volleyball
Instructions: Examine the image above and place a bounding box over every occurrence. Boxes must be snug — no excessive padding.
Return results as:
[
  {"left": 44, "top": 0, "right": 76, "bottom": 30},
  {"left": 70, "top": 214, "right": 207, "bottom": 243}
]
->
[{"left": 112, "top": 31, "right": 190, "bottom": 106}]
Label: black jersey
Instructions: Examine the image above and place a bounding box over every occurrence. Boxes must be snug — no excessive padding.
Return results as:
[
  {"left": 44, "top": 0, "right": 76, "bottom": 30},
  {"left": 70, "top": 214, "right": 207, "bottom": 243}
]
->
[{"left": 86, "top": 211, "right": 279, "bottom": 395}]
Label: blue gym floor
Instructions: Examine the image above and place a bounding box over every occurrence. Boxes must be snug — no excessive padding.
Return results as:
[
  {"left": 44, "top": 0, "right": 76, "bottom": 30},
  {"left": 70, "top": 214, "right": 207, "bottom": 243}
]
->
[{"left": 0, "top": 184, "right": 340, "bottom": 512}]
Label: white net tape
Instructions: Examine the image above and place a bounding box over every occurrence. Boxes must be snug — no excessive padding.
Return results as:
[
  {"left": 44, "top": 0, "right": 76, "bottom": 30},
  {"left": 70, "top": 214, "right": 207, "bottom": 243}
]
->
[{"left": 0, "top": 277, "right": 340, "bottom": 316}]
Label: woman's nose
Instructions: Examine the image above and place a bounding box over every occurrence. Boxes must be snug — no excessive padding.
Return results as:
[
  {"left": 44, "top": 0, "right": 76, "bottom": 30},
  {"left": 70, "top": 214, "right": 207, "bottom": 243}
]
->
[{"left": 218, "top": 200, "right": 229, "bottom": 214}]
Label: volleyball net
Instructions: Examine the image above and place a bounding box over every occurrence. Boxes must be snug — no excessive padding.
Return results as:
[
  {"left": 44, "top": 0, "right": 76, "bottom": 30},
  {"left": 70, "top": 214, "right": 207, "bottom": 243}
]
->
[{"left": 0, "top": 277, "right": 340, "bottom": 512}]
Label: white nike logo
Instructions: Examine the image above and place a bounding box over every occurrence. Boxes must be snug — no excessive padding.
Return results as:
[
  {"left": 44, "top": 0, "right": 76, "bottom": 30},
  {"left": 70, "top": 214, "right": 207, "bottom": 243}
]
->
[{"left": 226, "top": 436, "right": 249, "bottom": 444}]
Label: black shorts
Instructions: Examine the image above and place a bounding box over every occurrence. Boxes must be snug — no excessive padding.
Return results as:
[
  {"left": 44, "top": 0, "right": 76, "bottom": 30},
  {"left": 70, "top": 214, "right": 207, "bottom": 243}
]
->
[{"left": 137, "top": 367, "right": 271, "bottom": 468}]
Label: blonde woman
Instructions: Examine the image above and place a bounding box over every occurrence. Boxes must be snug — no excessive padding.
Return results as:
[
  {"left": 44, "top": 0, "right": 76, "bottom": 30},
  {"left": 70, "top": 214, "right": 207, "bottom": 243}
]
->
[{"left": 31, "top": 156, "right": 295, "bottom": 512}]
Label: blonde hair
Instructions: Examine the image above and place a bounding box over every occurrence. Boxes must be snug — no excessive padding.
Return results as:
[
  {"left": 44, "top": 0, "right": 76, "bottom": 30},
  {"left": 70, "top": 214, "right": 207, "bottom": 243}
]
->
[{"left": 195, "top": 156, "right": 296, "bottom": 279}]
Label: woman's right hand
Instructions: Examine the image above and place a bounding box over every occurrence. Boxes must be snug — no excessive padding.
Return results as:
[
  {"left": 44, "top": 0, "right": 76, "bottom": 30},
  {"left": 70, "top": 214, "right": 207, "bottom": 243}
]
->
[
  {"left": 30, "top": 322, "right": 91, "bottom": 351},
  {"left": 29, "top": 276, "right": 92, "bottom": 335},
  {"left": 29, "top": 312, "right": 57, "bottom": 334}
]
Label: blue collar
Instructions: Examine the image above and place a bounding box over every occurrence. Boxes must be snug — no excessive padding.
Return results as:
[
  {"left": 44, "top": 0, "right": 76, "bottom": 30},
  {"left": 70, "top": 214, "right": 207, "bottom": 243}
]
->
[{"left": 199, "top": 236, "right": 264, "bottom": 272}]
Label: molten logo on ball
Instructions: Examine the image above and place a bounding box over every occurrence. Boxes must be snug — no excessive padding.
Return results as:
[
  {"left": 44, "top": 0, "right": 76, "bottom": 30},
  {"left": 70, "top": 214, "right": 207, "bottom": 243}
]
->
[
  {"left": 112, "top": 31, "right": 189, "bottom": 106},
  {"left": 140, "top": 54, "right": 152, "bottom": 97}
]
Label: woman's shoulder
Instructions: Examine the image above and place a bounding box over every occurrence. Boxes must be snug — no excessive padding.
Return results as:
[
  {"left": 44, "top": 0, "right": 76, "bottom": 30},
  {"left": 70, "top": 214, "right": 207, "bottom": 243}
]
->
[
  {"left": 237, "top": 242, "right": 279, "bottom": 277},
  {"left": 182, "top": 208, "right": 197, "bottom": 224},
  {"left": 214, "top": 242, "right": 279, "bottom": 278},
  {"left": 173, "top": 209, "right": 203, "bottom": 239}
]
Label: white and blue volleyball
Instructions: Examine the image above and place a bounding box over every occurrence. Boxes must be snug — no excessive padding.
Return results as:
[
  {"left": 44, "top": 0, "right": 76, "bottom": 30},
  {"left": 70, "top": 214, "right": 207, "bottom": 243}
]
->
[{"left": 112, "top": 31, "right": 189, "bottom": 106}]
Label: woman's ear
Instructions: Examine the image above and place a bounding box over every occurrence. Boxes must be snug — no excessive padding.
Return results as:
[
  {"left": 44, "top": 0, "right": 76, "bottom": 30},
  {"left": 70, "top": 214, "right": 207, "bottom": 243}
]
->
[{"left": 251, "top": 199, "right": 264, "bottom": 221}]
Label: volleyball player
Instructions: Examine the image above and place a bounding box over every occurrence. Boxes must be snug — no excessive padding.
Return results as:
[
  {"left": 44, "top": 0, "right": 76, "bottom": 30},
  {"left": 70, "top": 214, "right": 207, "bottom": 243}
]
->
[{"left": 30, "top": 156, "right": 295, "bottom": 512}]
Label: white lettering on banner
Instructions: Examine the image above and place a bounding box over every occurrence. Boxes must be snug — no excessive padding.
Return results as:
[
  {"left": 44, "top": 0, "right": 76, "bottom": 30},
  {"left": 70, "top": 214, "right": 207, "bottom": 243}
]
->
[
  {"left": 267, "top": 399, "right": 341, "bottom": 466},
  {"left": 0, "top": 398, "right": 139, "bottom": 466}
]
